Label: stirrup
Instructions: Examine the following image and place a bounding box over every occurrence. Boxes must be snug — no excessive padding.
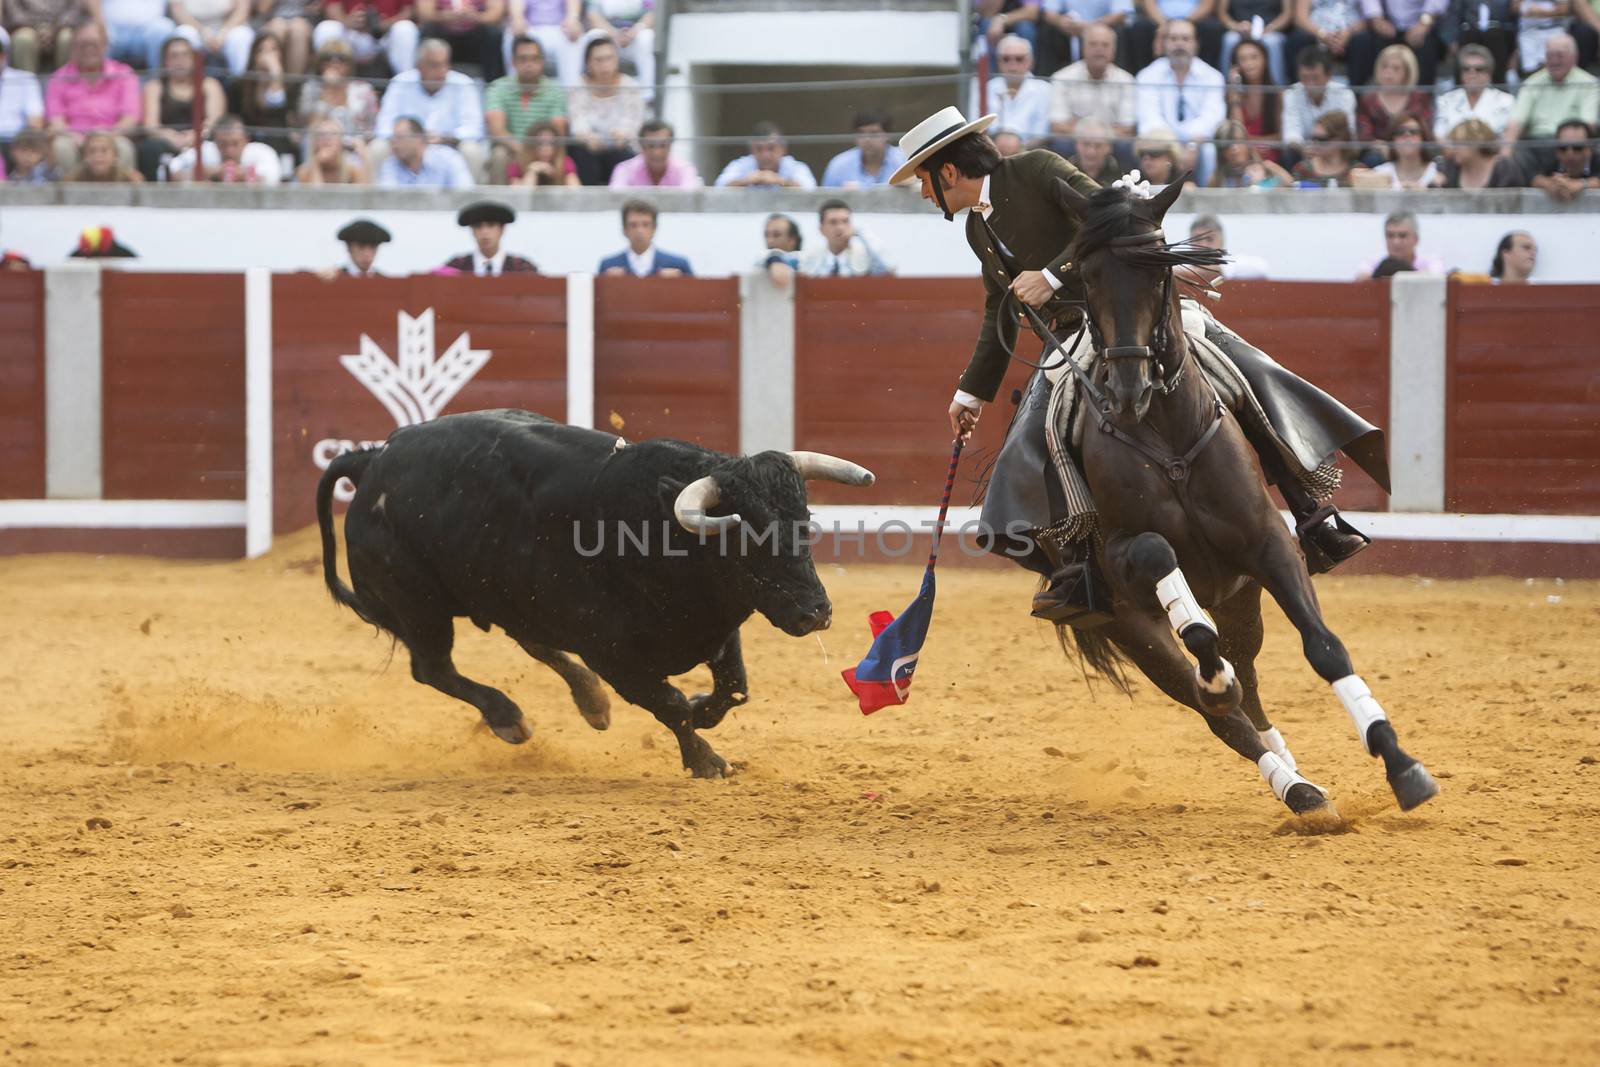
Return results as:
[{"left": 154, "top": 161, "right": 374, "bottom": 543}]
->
[
  {"left": 1297, "top": 506, "right": 1371, "bottom": 575},
  {"left": 1030, "top": 560, "right": 1116, "bottom": 629}
]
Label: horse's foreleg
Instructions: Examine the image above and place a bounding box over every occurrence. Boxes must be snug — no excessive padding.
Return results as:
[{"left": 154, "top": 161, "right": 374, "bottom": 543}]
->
[
  {"left": 1115, "top": 532, "right": 1239, "bottom": 713},
  {"left": 1213, "top": 581, "right": 1302, "bottom": 772},
  {"left": 1254, "top": 531, "right": 1440, "bottom": 812}
]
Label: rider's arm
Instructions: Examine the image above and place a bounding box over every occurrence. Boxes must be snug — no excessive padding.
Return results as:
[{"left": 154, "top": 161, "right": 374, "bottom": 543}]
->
[
  {"left": 957, "top": 267, "right": 1011, "bottom": 403},
  {"left": 1028, "top": 152, "right": 1104, "bottom": 287}
]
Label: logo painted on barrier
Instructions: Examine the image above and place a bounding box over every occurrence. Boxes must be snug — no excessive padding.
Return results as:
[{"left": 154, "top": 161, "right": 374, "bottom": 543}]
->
[{"left": 313, "top": 309, "right": 493, "bottom": 500}]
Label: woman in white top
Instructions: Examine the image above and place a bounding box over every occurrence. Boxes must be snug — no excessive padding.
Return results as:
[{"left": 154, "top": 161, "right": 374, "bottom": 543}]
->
[
  {"left": 170, "top": 0, "right": 256, "bottom": 74},
  {"left": 1367, "top": 112, "right": 1438, "bottom": 189},
  {"left": 567, "top": 32, "right": 643, "bottom": 185},
  {"left": 1432, "top": 44, "right": 1515, "bottom": 141}
]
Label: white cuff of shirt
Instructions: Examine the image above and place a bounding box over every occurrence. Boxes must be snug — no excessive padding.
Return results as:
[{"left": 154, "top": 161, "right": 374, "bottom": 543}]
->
[
  {"left": 1041, "top": 268, "right": 1063, "bottom": 291},
  {"left": 952, "top": 389, "right": 984, "bottom": 411}
]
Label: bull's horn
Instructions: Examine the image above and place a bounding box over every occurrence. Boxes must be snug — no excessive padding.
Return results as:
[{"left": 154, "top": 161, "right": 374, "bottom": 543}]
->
[
  {"left": 787, "top": 451, "right": 876, "bottom": 487},
  {"left": 673, "top": 475, "right": 742, "bottom": 536}
]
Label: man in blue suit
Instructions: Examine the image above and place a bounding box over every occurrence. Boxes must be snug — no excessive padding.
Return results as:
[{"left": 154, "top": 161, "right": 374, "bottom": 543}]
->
[{"left": 597, "top": 200, "right": 694, "bottom": 277}]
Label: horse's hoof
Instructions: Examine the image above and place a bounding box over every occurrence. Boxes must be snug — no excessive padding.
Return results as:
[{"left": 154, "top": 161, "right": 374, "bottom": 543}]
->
[
  {"left": 490, "top": 717, "right": 533, "bottom": 745},
  {"left": 1285, "top": 781, "right": 1329, "bottom": 815},
  {"left": 1389, "top": 763, "right": 1440, "bottom": 811}
]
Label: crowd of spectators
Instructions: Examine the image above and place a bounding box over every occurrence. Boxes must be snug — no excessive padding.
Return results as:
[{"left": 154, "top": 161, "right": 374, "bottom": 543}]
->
[{"left": 0, "top": 0, "right": 1595, "bottom": 197}]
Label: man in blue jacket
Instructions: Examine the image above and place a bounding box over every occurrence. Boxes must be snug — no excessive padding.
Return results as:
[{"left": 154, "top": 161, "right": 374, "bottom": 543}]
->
[{"left": 598, "top": 200, "right": 694, "bottom": 277}]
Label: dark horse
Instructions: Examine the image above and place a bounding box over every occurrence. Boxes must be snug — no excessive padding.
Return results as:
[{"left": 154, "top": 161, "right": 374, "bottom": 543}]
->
[{"left": 1048, "top": 178, "right": 1438, "bottom": 816}]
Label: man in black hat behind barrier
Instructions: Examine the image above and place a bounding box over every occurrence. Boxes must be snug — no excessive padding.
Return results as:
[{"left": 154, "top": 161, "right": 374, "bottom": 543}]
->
[
  {"left": 324, "top": 218, "right": 392, "bottom": 278},
  {"left": 891, "top": 106, "right": 1383, "bottom": 623},
  {"left": 445, "top": 200, "right": 538, "bottom": 275}
]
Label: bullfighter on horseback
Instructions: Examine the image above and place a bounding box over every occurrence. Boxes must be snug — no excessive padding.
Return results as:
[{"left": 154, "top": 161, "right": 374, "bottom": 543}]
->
[{"left": 889, "top": 107, "right": 1387, "bottom": 624}]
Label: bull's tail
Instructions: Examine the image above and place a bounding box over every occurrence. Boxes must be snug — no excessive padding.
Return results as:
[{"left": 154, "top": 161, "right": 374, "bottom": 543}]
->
[{"left": 317, "top": 449, "right": 379, "bottom": 625}]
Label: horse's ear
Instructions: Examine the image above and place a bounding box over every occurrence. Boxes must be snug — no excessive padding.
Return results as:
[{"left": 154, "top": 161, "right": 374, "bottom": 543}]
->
[
  {"left": 1148, "top": 173, "right": 1190, "bottom": 221},
  {"left": 1054, "top": 177, "right": 1092, "bottom": 220}
]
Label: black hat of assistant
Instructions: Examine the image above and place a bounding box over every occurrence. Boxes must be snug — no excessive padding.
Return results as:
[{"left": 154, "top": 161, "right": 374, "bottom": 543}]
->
[
  {"left": 338, "top": 218, "right": 392, "bottom": 245},
  {"left": 457, "top": 200, "right": 516, "bottom": 227}
]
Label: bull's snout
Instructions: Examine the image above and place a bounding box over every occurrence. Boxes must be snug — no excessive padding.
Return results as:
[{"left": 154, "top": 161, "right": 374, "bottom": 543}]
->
[{"left": 784, "top": 602, "right": 832, "bottom": 637}]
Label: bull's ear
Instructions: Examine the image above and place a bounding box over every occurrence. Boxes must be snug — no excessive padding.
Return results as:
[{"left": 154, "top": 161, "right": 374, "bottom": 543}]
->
[
  {"left": 1149, "top": 173, "right": 1189, "bottom": 221},
  {"left": 658, "top": 476, "right": 685, "bottom": 515},
  {"left": 1054, "top": 177, "right": 1092, "bottom": 220}
]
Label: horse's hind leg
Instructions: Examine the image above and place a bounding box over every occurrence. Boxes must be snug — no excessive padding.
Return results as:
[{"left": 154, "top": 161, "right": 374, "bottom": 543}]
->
[
  {"left": 1254, "top": 531, "right": 1439, "bottom": 812},
  {"left": 1102, "top": 607, "right": 1329, "bottom": 815},
  {"left": 1111, "top": 532, "right": 1240, "bottom": 713},
  {"left": 1213, "top": 581, "right": 1304, "bottom": 773}
]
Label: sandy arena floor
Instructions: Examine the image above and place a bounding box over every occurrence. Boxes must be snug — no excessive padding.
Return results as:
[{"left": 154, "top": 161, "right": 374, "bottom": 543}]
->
[{"left": 1, "top": 529, "right": 1597, "bottom": 1066}]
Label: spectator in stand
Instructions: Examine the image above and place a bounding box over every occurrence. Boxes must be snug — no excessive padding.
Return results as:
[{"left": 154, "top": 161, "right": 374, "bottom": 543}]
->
[
  {"left": 1356, "top": 42, "right": 1430, "bottom": 164},
  {"left": 1126, "top": 0, "right": 1223, "bottom": 73},
  {"left": 798, "top": 198, "right": 891, "bottom": 277},
  {"left": 1432, "top": 45, "right": 1513, "bottom": 143},
  {"left": 416, "top": 0, "right": 504, "bottom": 80},
  {"left": 137, "top": 35, "right": 225, "bottom": 180},
  {"left": 253, "top": 0, "right": 317, "bottom": 74},
  {"left": 1280, "top": 44, "right": 1352, "bottom": 157},
  {"left": 319, "top": 218, "right": 391, "bottom": 276},
  {"left": 444, "top": 199, "right": 537, "bottom": 273},
  {"left": 1290, "top": 108, "right": 1357, "bottom": 182},
  {"left": 1067, "top": 116, "right": 1122, "bottom": 181},
  {"left": 230, "top": 33, "right": 300, "bottom": 158},
  {"left": 1489, "top": 231, "right": 1536, "bottom": 283},
  {"left": 103, "top": 0, "right": 180, "bottom": 71},
  {"left": 978, "top": 0, "right": 1041, "bottom": 59},
  {"left": 1189, "top": 213, "right": 1270, "bottom": 275},
  {"left": 1433, "top": 118, "right": 1524, "bottom": 187},
  {"left": 296, "top": 115, "right": 369, "bottom": 180},
  {"left": 1135, "top": 19, "right": 1225, "bottom": 180},
  {"left": 504, "top": 0, "right": 581, "bottom": 86},
  {"left": 1354, "top": 210, "right": 1444, "bottom": 275},
  {"left": 171, "top": 0, "right": 256, "bottom": 75},
  {"left": 1345, "top": 0, "right": 1443, "bottom": 88},
  {"left": 373, "top": 37, "right": 486, "bottom": 178},
  {"left": 1505, "top": 35, "right": 1599, "bottom": 179},
  {"left": 609, "top": 117, "right": 699, "bottom": 186},
  {"left": 1049, "top": 22, "right": 1136, "bottom": 146},
  {"left": 1576, "top": 0, "right": 1600, "bottom": 67},
  {"left": 1517, "top": 0, "right": 1571, "bottom": 76},
  {"left": 63, "top": 128, "right": 143, "bottom": 180},
  {"left": 584, "top": 0, "right": 653, "bottom": 99},
  {"left": 1365, "top": 111, "right": 1437, "bottom": 186},
  {"left": 985, "top": 34, "right": 1051, "bottom": 146},
  {"left": 312, "top": 0, "right": 420, "bottom": 76},
  {"left": 1133, "top": 125, "right": 1182, "bottom": 180},
  {"left": 598, "top": 199, "right": 692, "bottom": 276},
  {"left": 376, "top": 112, "right": 472, "bottom": 184},
  {"left": 1036, "top": 0, "right": 1131, "bottom": 75},
  {"left": 70, "top": 223, "right": 137, "bottom": 256},
  {"left": 7, "top": 127, "right": 54, "bottom": 180},
  {"left": 1217, "top": 0, "right": 1291, "bottom": 83},
  {"left": 1531, "top": 118, "right": 1599, "bottom": 202},
  {"left": 992, "top": 127, "right": 1026, "bottom": 154},
  {"left": 512, "top": 117, "right": 577, "bottom": 183},
  {"left": 567, "top": 33, "right": 642, "bottom": 184},
  {"left": 715, "top": 120, "right": 817, "bottom": 188},
  {"left": 759, "top": 212, "right": 801, "bottom": 287},
  {"left": 485, "top": 34, "right": 565, "bottom": 183},
  {"left": 167, "top": 112, "right": 283, "bottom": 180},
  {"left": 1210, "top": 117, "right": 1292, "bottom": 182},
  {"left": 1284, "top": 0, "right": 1363, "bottom": 71},
  {"left": 821, "top": 108, "right": 906, "bottom": 188},
  {"left": 0, "top": 31, "right": 46, "bottom": 141},
  {"left": 2, "top": 0, "right": 92, "bottom": 73},
  {"left": 1225, "top": 37, "right": 1280, "bottom": 159},
  {"left": 1443, "top": 0, "right": 1514, "bottom": 81},
  {"left": 45, "top": 24, "right": 139, "bottom": 174},
  {"left": 295, "top": 38, "right": 378, "bottom": 139}
]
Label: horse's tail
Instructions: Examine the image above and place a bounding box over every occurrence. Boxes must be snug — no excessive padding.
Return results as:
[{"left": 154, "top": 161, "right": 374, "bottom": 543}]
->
[{"left": 1040, "top": 569, "right": 1133, "bottom": 694}]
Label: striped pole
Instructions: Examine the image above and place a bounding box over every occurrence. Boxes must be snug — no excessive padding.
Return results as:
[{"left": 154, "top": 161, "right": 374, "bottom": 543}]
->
[{"left": 926, "top": 437, "right": 965, "bottom": 571}]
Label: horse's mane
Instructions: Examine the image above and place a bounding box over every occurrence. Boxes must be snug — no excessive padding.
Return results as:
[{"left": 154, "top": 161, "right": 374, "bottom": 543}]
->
[{"left": 1066, "top": 185, "right": 1230, "bottom": 272}]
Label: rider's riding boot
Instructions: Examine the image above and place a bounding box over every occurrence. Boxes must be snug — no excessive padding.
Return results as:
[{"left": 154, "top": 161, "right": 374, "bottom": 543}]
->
[
  {"left": 1030, "top": 538, "right": 1115, "bottom": 627},
  {"left": 1280, "top": 480, "right": 1370, "bottom": 574}
]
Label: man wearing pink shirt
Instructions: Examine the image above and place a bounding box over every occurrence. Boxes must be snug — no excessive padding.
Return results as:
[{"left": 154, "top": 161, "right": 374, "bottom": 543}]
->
[
  {"left": 609, "top": 119, "right": 701, "bottom": 187},
  {"left": 44, "top": 24, "right": 139, "bottom": 173}
]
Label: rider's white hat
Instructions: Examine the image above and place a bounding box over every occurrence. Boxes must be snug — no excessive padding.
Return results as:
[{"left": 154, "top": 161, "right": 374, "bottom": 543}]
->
[{"left": 889, "top": 106, "right": 997, "bottom": 186}]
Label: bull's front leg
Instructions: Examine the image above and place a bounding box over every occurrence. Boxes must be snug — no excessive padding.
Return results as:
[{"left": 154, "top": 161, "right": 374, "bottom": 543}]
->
[
  {"left": 689, "top": 632, "right": 749, "bottom": 730},
  {"left": 600, "top": 669, "right": 732, "bottom": 780}
]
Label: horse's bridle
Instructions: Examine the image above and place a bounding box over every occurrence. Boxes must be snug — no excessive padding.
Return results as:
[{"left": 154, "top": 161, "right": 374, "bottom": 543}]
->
[{"left": 1095, "top": 230, "right": 1185, "bottom": 398}]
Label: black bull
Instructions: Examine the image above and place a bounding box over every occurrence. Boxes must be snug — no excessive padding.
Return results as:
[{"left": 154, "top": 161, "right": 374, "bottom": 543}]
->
[{"left": 316, "top": 409, "right": 874, "bottom": 778}]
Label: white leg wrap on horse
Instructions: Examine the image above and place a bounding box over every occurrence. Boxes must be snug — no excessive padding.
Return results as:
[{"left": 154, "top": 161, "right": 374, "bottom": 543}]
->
[
  {"left": 1257, "top": 751, "right": 1323, "bottom": 803},
  {"left": 1156, "top": 567, "right": 1214, "bottom": 636},
  {"left": 1332, "top": 674, "right": 1388, "bottom": 755},
  {"left": 1259, "top": 726, "right": 1296, "bottom": 772},
  {"left": 1195, "top": 658, "right": 1236, "bottom": 695}
]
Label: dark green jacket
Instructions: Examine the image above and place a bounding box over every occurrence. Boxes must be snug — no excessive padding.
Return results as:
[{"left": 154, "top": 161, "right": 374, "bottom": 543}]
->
[{"left": 958, "top": 149, "right": 1102, "bottom": 402}]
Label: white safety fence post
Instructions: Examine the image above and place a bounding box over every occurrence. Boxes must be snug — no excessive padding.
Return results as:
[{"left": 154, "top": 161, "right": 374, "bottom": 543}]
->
[
  {"left": 44, "top": 263, "right": 104, "bottom": 499},
  {"left": 738, "top": 270, "right": 796, "bottom": 455},
  {"left": 1387, "top": 273, "right": 1449, "bottom": 513},
  {"left": 566, "top": 272, "right": 595, "bottom": 429},
  {"left": 244, "top": 267, "right": 274, "bottom": 558}
]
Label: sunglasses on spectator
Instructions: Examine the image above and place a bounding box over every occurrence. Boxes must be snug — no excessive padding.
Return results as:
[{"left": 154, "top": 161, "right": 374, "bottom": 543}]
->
[
  {"left": 998, "top": 53, "right": 1030, "bottom": 62},
  {"left": 1310, "top": 134, "right": 1331, "bottom": 142},
  {"left": 1556, "top": 143, "right": 1590, "bottom": 152},
  {"left": 1138, "top": 148, "right": 1165, "bottom": 156},
  {"left": 1460, "top": 64, "right": 1489, "bottom": 74},
  {"left": 1395, "top": 127, "right": 1423, "bottom": 136}
]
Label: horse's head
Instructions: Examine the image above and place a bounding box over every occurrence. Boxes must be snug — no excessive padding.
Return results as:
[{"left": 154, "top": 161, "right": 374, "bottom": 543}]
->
[{"left": 1054, "top": 177, "right": 1222, "bottom": 428}]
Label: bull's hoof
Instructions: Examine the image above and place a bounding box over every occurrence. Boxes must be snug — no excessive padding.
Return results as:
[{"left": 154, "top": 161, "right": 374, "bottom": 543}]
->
[
  {"left": 1389, "top": 762, "right": 1440, "bottom": 812},
  {"left": 1285, "top": 781, "right": 1330, "bottom": 815},
  {"left": 573, "top": 677, "right": 611, "bottom": 731},
  {"left": 684, "top": 743, "right": 731, "bottom": 779},
  {"left": 489, "top": 716, "right": 533, "bottom": 745}
]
